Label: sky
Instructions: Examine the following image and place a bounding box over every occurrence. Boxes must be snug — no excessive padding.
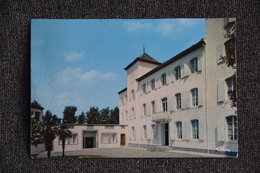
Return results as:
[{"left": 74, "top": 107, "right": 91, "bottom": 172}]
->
[{"left": 31, "top": 18, "right": 206, "bottom": 118}]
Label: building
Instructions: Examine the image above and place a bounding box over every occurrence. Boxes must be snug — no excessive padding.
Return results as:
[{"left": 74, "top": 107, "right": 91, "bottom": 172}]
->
[
  {"left": 118, "top": 18, "right": 237, "bottom": 155},
  {"left": 52, "top": 124, "right": 127, "bottom": 152},
  {"left": 30, "top": 103, "right": 45, "bottom": 154}
]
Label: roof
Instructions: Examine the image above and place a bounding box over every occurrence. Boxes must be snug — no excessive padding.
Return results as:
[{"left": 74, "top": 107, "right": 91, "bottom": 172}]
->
[
  {"left": 124, "top": 52, "right": 161, "bottom": 70},
  {"left": 136, "top": 39, "right": 206, "bottom": 82},
  {"left": 118, "top": 87, "right": 127, "bottom": 94}
]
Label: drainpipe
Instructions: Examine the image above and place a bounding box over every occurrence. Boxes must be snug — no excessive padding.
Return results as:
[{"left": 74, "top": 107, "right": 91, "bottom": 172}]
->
[{"left": 203, "top": 42, "right": 209, "bottom": 154}]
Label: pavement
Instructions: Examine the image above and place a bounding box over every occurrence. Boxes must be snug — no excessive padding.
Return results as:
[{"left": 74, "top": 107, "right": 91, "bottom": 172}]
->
[{"left": 36, "top": 147, "right": 236, "bottom": 158}]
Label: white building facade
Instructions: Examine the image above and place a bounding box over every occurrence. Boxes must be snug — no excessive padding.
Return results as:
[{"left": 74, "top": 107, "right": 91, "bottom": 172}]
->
[{"left": 118, "top": 18, "right": 237, "bottom": 155}]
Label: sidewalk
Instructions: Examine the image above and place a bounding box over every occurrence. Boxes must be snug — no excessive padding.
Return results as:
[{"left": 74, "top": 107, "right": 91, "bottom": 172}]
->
[{"left": 36, "top": 147, "right": 235, "bottom": 158}]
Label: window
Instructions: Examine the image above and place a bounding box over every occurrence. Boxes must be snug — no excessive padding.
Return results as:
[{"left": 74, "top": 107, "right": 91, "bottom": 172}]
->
[
  {"left": 191, "top": 120, "right": 199, "bottom": 139},
  {"left": 226, "top": 77, "right": 234, "bottom": 100},
  {"left": 121, "top": 112, "right": 124, "bottom": 123},
  {"left": 142, "top": 83, "right": 146, "bottom": 94},
  {"left": 161, "top": 97, "right": 168, "bottom": 112},
  {"left": 226, "top": 116, "right": 238, "bottom": 140},
  {"left": 132, "top": 126, "right": 135, "bottom": 138},
  {"left": 191, "top": 88, "right": 198, "bottom": 106},
  {"left": 175, "top": 93, "right": 181, "bottom": 109},
  {"left": 101, "top": 133, "right": 117, "bottom": 144},
  {"left": 59, "top": 133, "right": 78, "bottom": 145},
  {"left": 131, "top": 89, "right": 135, "bottom": 100},
  {"left": 161, "top": 73, "right": 167, "bottom": 85},
  {"left": 176, "top": 122, "right": 182, "bottom": 139},
  {"left": 143, "top": 125, "right": 147, "bottom": 138},
  {"left": 151, "top": 101, "right": 155, "bottom": 113},
  {"left": 174, "top": 66, "right": 181, "bottom": 80},
  {"left": 152, "top": 124, "right": 157, "bottom": 138},
  {"left": 190, "top": 57, "right": 198, "bottom": 73},
  {"left": 143, "top": 104, "right": 146, "bottom": 116},
  {"left": 35, "top": 112, "right": 41, "bottom": 122},
  {"left": 125, "top": 111, "right": 128, "bottom": 121},
  {"left": 132, "top": 107, "right": 135, "bottom": 119},
  {"left": 150, "top": 79, "right": 155, "bottom": 90}
]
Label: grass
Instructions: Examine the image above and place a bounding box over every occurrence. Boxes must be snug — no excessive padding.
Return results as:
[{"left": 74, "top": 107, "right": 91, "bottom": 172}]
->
[{"left": 52, "top": 155, "right": 113, "bottom": 158}]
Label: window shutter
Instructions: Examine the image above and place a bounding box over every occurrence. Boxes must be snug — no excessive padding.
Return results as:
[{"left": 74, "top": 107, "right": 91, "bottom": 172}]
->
[
  {"left": 181, "top": 64, "right": 184, "bottom": 79},
  {"left": 217, "top": 80, "right": 225, "bottom": 102},
  {"left": 170, "top": 70, "right": 174, "bottom": 83},
  {"left": 198, "top": 86, "right": 203, "bottom": 106},
  {"left": 166, "top": 71, "right": 170, "bottom": 85},
  {"left": 183, "top": 120, "right": 189, "bottom": 140},
  {"left": 181, "top": 91, "right": 185, "bottom": 109},
  {"left": 173, "top": 69, "right": 176, "bottom": 81},
  {"left": 199, "top": 119, "right": 204, "bottom": 140},
  {"left": 184, "top": 90, "right": 190, "bottom": 108},
  {"left": 171, "top": 122, "right": 176, "bottom": 140},
  {"left": 169, "top": 95, "right": 175, "bottom": 111},
  {"left": 216, "top": 44, "right": 225, "bottom": 63},
  {"left": 217, "top": 116, "right": 226, "bottom": 141},
  {"left": 197, "top": 56, "right": 202, "bottom": 71}
]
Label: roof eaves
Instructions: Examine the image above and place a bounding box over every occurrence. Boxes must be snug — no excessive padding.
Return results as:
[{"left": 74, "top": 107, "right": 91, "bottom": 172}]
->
[
  {"left": 136, "top": 39, "right": 206, "bottom": 82},
  {"left": 118, "top": 87, "right": 127, "bottom": 94}
]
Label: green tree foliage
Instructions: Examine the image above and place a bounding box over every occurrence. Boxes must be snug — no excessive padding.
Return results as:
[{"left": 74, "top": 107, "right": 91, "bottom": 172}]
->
[
  {"left": 56, "top": 124, "right": 72, "bottom": 157},
  {"left": 63, "top": 106, "right": 77, "bottom": 123},
  {"left": 30, "top": 118, "right": 44, "bottom": 147},
  {"left": 41, "top": 110, "right": 60, "bottom": 158},
  {"left": 219, "top": 21, "right": 236, "bottom": 107},
  {"left": 77, "top": 112, "right": 86, "bottom": 124},
  {"left": 86, "top": 107, "right": 100, "bottom": 124},
  {"left": 86, "top": 106, "right": 119, "bottom": 124}
]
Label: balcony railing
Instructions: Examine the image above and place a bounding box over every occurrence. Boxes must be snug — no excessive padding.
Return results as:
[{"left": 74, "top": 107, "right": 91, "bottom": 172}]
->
[{"left": 152, "top": 111, "right": 171, "bottom": 123}]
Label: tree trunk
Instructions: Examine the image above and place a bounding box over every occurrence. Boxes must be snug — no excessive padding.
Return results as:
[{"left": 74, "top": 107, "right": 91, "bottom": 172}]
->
[{"left": 62, "top": 139, "right": 65, "bottom": 157}]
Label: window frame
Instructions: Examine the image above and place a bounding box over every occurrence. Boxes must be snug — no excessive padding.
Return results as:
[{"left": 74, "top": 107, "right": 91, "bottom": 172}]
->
[
  {"left": 191, "top": 88, "right": 198, "bottom": 106},
  {"left": 143, "top": 125, "right": 147, "bottom": 139},
  {"left": 150, "top": 79, "right": 155, "bottom": 90},
  {"left": 226, "top": 116, "right": 238, "bottom": 140},
  {"left": 161, "top": 73, "right": 167, "bottom": 85},
  {"left": 175, "top": 93, "right": 181, "bottom": 109},
  {"left": 143, "top": 103, "right": 146, "bottom": 116},
  {"left": 151, "top": 101, "right": 155, "bottom": 114},
  {"left": 161, "top": 97, "right": 168, "bottom": 112},
  {"left": 101, "top": 133, "right": 117, "bottom": 144},
  {"left": 142, "top": 83, "right": 146, "bottom": 94},
  {"left": 174, "top": 66, "right": 181, "bottom": 80},
  {"left": 191, "top": 120, "right": 199, "bottom": 139},
  {"left": 176, "top": 121, "right": 182, "bottom": 139},
  {"left": 190, "top": 57, "right": 198, "bottom": 73}
]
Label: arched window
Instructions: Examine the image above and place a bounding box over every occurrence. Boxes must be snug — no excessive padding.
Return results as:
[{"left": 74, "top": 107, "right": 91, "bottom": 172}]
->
[
  {"left": 175, "top": 121, "right": 182, "bottom": 139},
  {"left": 226, "top": 116, "right": 237, "bottom": 140},
  {"left": 191, "top": 120, "right": 199, "bottom": 139}
]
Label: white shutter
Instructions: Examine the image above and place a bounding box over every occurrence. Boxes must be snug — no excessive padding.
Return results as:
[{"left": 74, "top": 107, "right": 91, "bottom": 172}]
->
[
  {"left": 181, "top": 91, "right": 185, "bottom": 109},
  {"left": 183, "top": 120, "right": 190, "bottom": 140},
  {"left": 198, "top": 86, "right": 203, "bottom": 106},
  {"left": 169, "top": 95, "right": 175, "bottom": 111},
  {"left": 170, "top": 122, "right": 176, "bottom": 140},
  {"left": 198, "top": 56, "right": 202, "bottom": 71},
  {"left": 217, "top": 116, "right": 226, "bottom": 141},
  {"left": 199, "top": 119, "right": 204, "bottom": 140},
  {"left": 181, "top": 64, "right": 184, "bottom": 79},
  {"left": 217, "top": 80, "right": 225, "bottom": 102},
  {"left": 184, "top": 90, "right": 190, "bottom": 108},
  {"left": 216, "top": 44, "right": 225, "bottom": 63},
  {"left": 166, "top": 71, "right": 170, "bottom": 85}
]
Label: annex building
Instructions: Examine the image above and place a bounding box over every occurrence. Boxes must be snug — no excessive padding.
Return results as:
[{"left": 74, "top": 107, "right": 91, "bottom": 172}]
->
[{"left": 118, "top": 18, "right": 237, "bottom": 155}]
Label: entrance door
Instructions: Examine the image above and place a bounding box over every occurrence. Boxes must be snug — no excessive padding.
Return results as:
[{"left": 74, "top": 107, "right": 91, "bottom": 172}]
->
[
  {"left": 84, "top": 137, "right": 94, "bottom": 148},
  {"left": 120, "top": 134, "right": 125, "bottom": 146},
  {"left": 165, "top": 123, "right": 169, "bottom": 146}
]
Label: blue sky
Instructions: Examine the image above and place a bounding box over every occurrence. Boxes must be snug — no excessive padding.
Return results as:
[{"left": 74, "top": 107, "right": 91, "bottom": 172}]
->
[{"left": 31, "top": 19, "right": 205, "bottom": 118}]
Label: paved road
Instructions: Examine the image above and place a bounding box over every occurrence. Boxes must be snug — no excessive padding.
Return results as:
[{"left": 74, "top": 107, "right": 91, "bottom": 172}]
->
[{"left": 36, "top": 147, "right": 233, "bottom": 158}]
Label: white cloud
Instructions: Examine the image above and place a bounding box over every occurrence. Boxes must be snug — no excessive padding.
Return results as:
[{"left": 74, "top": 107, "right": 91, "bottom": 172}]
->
[
  {"left": 156, "top": 22, "right": 174, "bottom": 36},
  {"left": 56, "top": 68, "right": 117, "bottom": 86},
  {"left": 124, "top": 21, "right": 153, "bottom": 32},
  {"left": 177, "top": 19, "right": 196, "bottom": 26},
  {"left": 64, "top": 51, "right": 85, "bottom": 62}
]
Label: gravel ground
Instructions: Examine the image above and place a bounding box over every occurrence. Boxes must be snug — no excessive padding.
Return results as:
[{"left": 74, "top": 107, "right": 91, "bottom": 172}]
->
[{"left": 36, "top": 147, "right": 232, "bottom": 158}]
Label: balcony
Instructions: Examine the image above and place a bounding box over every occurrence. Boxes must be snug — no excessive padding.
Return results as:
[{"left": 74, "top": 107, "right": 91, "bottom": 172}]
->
[{"left": 152, "top": 111, "right": 171, "bottom": 123}]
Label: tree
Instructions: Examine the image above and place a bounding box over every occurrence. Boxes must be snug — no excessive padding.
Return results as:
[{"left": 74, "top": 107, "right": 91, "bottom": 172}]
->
[
  {"left": 219, "top": 20, "right": 237, "bottom": 107},
  {"left": 30, "top": 118, "right": 44, "bottom": 147},
  {"left": 100, "top": 107, "right": 110, "bottom": 124},
  {"left": 86, "top": 107, "right": 100, "bottom": 124},
  {"left": 109, "top": 106, "right": 119, "bottom": 124},
  {"left": 77, "top": 112, "right": 86, "bottom": 124},
  {"left": 63, "top": 106, "right": 77, "bottom": 123},
  {"left": 56, "top": 124, "right": 72, "bottom": 157},
  {"left": 41, "top": 110, "right": 59, "bottom": 158}
]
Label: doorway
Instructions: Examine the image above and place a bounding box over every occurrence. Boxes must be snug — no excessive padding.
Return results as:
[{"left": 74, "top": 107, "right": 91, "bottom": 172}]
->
[
  {"left": 83, "top": 131, "right": 97, "bottom": 149},
  {"left": 164, "top": 123, "right": 169, "bottom": 146},
  {"left": 120, "top": 134, "right": 125, "bottom": 146}
]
